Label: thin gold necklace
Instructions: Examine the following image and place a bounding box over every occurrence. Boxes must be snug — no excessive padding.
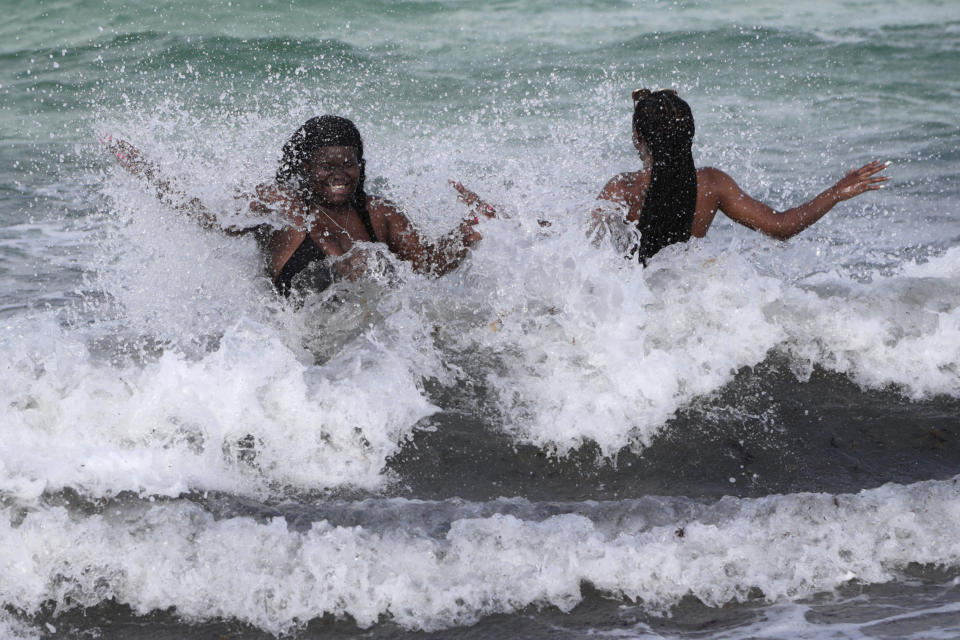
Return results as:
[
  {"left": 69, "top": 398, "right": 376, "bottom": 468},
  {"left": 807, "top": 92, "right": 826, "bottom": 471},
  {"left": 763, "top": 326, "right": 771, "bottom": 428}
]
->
[{"left": 313, "top": 204, "right": 351, "bottom": 236}]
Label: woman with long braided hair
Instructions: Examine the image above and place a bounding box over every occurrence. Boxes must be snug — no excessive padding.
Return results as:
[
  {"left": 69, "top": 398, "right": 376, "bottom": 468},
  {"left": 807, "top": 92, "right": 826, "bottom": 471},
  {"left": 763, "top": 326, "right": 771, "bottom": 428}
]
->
[
  {"left": 595, "top": 89, "right": 889, "bottom": 263},
  {"left": 106, "top": 115, "right": 493, "bottom": 297}
]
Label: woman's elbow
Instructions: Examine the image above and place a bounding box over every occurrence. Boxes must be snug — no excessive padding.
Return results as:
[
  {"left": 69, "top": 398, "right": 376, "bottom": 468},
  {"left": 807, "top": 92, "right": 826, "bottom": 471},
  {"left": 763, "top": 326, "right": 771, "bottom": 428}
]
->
[
  {"left": 761, "top": 213, "right": 804, "bottom": 240},
  {"left": 766, "top": 227, "right": 795, "bottom": 241},
  {"left": 754, "top": 219, "right": 797, "bottom": 240}
]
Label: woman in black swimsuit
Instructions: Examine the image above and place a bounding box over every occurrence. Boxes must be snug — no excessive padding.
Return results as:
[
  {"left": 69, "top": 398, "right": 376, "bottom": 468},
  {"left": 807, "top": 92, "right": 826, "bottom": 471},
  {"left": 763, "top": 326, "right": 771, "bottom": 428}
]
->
[
  {"left": 107, "top": 115, "right": 493, "bottom": 296},
  {"left": 594, "top": 89, "right": 890, "bottom": 263}
]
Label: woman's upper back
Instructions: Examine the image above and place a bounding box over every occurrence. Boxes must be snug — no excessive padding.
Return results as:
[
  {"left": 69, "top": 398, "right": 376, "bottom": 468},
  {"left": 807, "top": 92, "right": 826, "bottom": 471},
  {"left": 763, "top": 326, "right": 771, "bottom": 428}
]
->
[{"left": 599, "top": 166, "right": 729, "bottom": 241}]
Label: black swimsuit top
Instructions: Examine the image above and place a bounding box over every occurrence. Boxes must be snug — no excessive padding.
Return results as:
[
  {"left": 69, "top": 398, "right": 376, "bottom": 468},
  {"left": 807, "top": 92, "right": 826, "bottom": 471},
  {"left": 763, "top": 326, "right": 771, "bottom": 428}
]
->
[{"left": 273, "top": 209, "right": 379, "bottom": 297}]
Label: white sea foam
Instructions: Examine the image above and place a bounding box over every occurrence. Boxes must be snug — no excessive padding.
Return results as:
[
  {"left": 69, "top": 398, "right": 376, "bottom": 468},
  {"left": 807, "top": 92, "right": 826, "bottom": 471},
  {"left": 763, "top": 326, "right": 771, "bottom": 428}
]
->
[
  {"left": 0, "top": 308, "right": 438, "bottom": 499},
  {"left": 427, "top": 222, "right": 786, "bottom": 455},
  {"left": 0, "top": 126, "right": 457, "bottom": 500},
  {"left": 0, "top": 612, "right": 41, "bottom": 640},
  {"left": 3, "top": 477, "right": 959, "bottom": 634},
  {"left": 780, "top": 247, "right": 960, "bottom": 398},
  {"left": 413, "top": 208, "right": 960, "bottom": 455}
]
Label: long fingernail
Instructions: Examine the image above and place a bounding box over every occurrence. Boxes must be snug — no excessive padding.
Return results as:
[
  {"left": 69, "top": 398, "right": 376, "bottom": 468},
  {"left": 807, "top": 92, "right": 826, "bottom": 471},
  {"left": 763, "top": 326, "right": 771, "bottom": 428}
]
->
[{"left": 884, "top": 161, "right": 892, "bottom": 166}]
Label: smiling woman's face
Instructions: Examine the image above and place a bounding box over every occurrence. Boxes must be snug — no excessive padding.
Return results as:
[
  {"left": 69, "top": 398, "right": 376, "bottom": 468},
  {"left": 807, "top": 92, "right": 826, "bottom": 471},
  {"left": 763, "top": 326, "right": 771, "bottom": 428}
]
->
[{"left": 307, "top": 145, "right": 360, "bottom": 207}]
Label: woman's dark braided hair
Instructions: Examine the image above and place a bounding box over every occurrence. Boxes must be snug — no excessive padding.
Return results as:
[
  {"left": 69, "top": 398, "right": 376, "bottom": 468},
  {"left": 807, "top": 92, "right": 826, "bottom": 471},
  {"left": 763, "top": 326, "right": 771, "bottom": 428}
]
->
[
  {"left": 631, "top": 89, "right": 697, "bottom": 264},
  {"left": 276, "top": 115, "right": 372, "bottom": 224}
]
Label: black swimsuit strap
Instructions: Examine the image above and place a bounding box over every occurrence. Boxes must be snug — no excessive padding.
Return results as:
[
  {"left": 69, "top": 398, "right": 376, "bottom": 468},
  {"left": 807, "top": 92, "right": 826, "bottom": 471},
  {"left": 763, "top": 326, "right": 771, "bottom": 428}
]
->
[
  {"left": 274, "top": 233, "right": 327, "bottom": 296},
  {"left": 273, "top": 205, "right": 378, "bottom": 296}
]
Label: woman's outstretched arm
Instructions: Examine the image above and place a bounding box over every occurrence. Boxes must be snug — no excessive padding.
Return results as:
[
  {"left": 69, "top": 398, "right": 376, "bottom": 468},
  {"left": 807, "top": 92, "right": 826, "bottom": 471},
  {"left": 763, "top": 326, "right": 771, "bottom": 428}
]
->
[
  {"left": 103, "top": 137, "right": 223, "bottom": 228},
  {"left": 102, "top": 137, "right": 274, "bottom": 235},
  {"left": 370, "top": 182, "right": 496, "bottom": 276},
  {"left": 698, "top": 160, "right": 889, "bottom": 239}
]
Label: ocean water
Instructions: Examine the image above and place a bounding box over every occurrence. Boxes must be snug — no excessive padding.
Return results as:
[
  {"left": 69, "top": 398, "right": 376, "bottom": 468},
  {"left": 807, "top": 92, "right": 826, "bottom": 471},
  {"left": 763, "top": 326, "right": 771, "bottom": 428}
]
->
[{"left": 2, "top": 0, "right": 960, "bottom": 638}]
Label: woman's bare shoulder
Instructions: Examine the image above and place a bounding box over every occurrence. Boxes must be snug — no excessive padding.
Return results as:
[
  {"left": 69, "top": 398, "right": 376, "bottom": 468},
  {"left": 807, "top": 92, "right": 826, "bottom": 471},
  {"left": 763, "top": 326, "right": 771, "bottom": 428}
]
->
[
  {"left": 696, "top": 167, "right": 735, "bottom": 191},
  {"left": 365, "top": 194, "right": 406, "bottom": 221},
  {"left": 600, "top": 170, "right": 646, "bottom": 201},
  {"left": 608, "top": 170, "right": 645, "bottom": 189}
]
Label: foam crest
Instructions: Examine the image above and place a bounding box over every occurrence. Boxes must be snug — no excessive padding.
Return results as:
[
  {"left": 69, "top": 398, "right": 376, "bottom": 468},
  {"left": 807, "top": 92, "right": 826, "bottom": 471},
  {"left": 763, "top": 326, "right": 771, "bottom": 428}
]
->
[
  {"left": 3, "top": 478, "right": 960, "bottom": 634},
  {"left": 424, "top": 211, "right": 960, "bottom": 455},
  {"left": 423, "top": 221, "right": 786, "bottom": 455},
  {"left": 0, "top": 613, "right": 41, "bottom": 640},
  {"left": 780, "top": 248, "right": 960, "bottom": 398},
  {"left": 1, "top": 311, "right": 437, "bottom": 499}
]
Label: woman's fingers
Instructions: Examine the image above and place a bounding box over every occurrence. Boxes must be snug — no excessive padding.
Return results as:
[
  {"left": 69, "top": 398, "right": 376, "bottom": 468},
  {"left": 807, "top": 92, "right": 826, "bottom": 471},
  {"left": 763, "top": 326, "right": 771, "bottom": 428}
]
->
[
  {"left": 100, "top": 135, "right": 125, "bottom": 160},
  {"left": 462, "top": 225, "right": 482, "bottom": 246},
  {"left": 450, "top": 179, "right": 497, "bottom": 218},
  {"left": 478, "top": 202, "right": 496, "bottom": 218},
  {"left": 846, "top": 160, "right": 888, "bottom": 179},
  {"left": 449, "top": 179, "right": 477, "bottom": 203},
  {"left": 832, "top": 160, "right": 891, "bottom": 200},
  {"left": 101, "top": 136, "right": 138, "bottom": 164},
  {"left": 859, "top": 160, "right": 890, "bottom": 176},
  {"left": 100, "top": 136, "right": 156, "bottom": 180}
]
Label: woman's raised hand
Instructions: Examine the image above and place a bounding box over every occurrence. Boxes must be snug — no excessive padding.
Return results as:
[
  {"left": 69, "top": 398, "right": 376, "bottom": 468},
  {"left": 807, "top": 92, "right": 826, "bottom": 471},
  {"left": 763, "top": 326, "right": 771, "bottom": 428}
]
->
[
  {"left": 830, "top": 160, "right": 890, "bottom": 202},
  {"left": 100, "top": 136, "right": 157, "bottom": 180},
  {"left": 449, "top": 180, "right": 497, "bottom": 220},
  {"left": 98, "top": 135, "right": 217, "bottom": 224},
  {"left": 449, "top": 180, "right": 498, "bottom": 247}
]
